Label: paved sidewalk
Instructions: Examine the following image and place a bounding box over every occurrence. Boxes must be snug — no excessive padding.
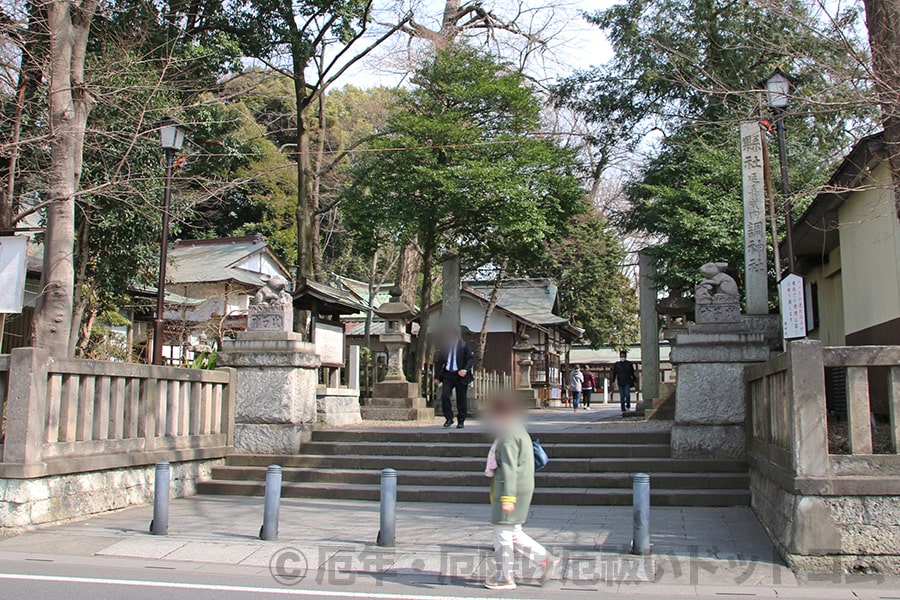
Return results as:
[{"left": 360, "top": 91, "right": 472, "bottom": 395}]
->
[{"left": 0, "top": 496, "right": 795, "bottom": 589}]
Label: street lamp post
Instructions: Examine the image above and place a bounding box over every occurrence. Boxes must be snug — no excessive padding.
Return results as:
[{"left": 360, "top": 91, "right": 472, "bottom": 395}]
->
[
  {"left": 152, "top": 116, "right": 186, "bottom": 366},
  {"left": 760, "top": 68, "right": 797, "bottom": 274}
]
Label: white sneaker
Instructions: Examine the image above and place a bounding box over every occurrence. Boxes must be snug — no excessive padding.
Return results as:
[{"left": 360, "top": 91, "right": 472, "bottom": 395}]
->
[
  {"left": 485, "top": 578, "right": 517, "bottom": 590},
  {"left": 539, "top": 556, "right": 560, "bottom": 585}
]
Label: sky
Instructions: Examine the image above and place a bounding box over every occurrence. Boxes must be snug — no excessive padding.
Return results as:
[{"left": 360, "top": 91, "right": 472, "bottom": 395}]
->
[{"left": 332, "top": 0, "right": 618, "bottom": 90}]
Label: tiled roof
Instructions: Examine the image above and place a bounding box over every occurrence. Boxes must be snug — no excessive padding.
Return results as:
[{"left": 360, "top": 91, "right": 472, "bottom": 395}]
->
[
  {"left": 464, "top": 278, "right": 568, "bottom": 326},
  {"left": 167, "top": 236, "right": 282, "bottom": 286}
]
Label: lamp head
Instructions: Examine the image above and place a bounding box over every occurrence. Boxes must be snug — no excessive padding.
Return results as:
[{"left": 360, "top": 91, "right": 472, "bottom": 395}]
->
[{"left": 158, "top": 116, "right": 187, "bottom": 151}]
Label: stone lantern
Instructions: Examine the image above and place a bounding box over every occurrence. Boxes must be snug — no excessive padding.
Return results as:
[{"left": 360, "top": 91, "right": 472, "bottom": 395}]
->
[
  {"left": 513, "top": 334, "right": 540, "bottom": 409},
  {"left": 360, "top": 287, "right": 431, "bottom": 421},
  {"left": 513, "top": 334, "right": 536, "bottom": 389},
  {"left": 375, "top": 287, "right": 414, "bottom": 381}
]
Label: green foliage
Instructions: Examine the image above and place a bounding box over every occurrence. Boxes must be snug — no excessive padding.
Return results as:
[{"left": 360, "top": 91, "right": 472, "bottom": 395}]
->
[
  {"left": 556, "top": 0, "right": 877, "bottom": 294},
  {"left": 540, "top": 208, "right": 639, "bottom": 348},
  {"left": 620, "top": 132, "right": 746, "bottom": 294},
  {"left": 341, "top": 46, "right": 584, "bottom": 273}
]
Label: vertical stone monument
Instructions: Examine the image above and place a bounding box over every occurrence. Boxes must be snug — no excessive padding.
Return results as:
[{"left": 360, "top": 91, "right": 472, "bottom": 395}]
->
[
  {"left": 219, "top": 275, "right": 320, "bottom": 454},
  {"left": 639, "top": 252, "right": 660, "bottom": 405},
  {"left": 361, "top": 288, "right": 432, "bottom": 421},
  {"left": 670, "top": 263, "right": 770, "bottom": 458},
  {"left": 740, "top": 121, "right": 770, "bottom": 315}
]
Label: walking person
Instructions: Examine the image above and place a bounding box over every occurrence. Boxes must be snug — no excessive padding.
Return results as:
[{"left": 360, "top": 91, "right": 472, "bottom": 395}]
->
[
  {"left": 484, "top": 394, "right": 559, "bottom": 590},
  {"left": 434, "top": 326, "right": 475, "bottom": 429},
  {"left": 611, "top": 350, "right": 637, "bottom": 415},
  {"left": 582, "top": 367, "right": 595, "bottom": 410},
  {"left": 569, "top": 365, "right": 583, "bottom": 411}
]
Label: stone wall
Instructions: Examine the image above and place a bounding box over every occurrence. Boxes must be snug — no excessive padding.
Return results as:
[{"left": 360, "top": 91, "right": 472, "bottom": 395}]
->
[
  {"left": 0, "top": 458, "right": 223, "bottom": 533},
  {"left": 750, "top": 469, "right": 900, "bottom": 574},
  {"left": 746, "top": 341, "right": 900, "bottom": 574},
  {"left": 316, "top": 387, "right": 362, "bottom": 426}
]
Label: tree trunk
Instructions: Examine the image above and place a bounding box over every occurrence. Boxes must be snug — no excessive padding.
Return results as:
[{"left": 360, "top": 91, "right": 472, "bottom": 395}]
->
[
  {"left": 864, "top": 0, "right": 900, "bottom": 221},
  {"left": 475, "top": 259, "right": 507, "bottom": 369},
  {"left": 33, "top": 0, "right": 98, "bottom": 357},
  {"left": 286, "top": 14, "right": 318, "bottom": 282},
  {"left": 414, "top": 229, "right": 436, "bottom": 384},
  {"left": 312, "top": 62, "right": 327, "bottom": 280},
  {"left": 395, "top": 240, "right": 421, "bottom": 308}
]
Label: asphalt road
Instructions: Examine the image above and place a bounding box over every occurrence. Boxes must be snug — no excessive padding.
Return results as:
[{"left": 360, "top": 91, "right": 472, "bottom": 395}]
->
[{"left": 2, "top": 555, "right": 900, "bottom": 600}]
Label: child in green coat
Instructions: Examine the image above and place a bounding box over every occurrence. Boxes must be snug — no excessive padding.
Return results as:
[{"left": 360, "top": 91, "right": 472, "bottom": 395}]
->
[{"left": 484, "top": 394, "right": 558, "bottom": 590}]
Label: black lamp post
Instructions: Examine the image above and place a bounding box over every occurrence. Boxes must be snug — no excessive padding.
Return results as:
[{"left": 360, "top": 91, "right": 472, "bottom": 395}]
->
[
  {"left": 760, "top": 68, "right": 797, "bottom": 274},
  {"left": 152, "top": 116, "right": 186, "bottom": 366}
]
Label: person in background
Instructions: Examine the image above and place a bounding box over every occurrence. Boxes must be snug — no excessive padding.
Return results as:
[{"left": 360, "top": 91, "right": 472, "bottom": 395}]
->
[
  {"left": 611, "top": 350, "right": 637, "bottom": 415},
  {"left": 569, "top": 365, "right": 583, "bottom": 412},
  {"left": 434, "top": 326, "right": 475, "bottom": 429},
  {"left": 581, "top": 367, "right": 595, "bottom": 410},
  {"left": 484, "top": 394, "right": 559, "bottom": 590}
]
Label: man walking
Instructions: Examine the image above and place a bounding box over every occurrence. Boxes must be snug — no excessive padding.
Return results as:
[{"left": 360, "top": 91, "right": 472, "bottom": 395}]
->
[
  {"left": 435, "top": 327, "right": 475, "bottom": 429},
  {"left": 611, "top": 350, "right": 637, "bottom": 415},
  {"left": 569, "top": 365, "right": 583, "bottom": 411},
  {"left": 582, "top": 367, "right": 595, "bottom": 410}
]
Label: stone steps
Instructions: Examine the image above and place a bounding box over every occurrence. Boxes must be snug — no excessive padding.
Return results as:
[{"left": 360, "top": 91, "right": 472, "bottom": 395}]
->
[
  {"left": 297, "top": 440, "right": 672, "bottom": 458},
  {"left": 198, "top": 480, "right": 750, "bottom": 506},
  {"left": 222, "top": 453, "right": 749, "bottom": 473},
  {"left": 208, "top": 465, "right": 750, "bottom": 489},
  {"left": 199, "top": 427, "right": 751, "bottom": 507}
]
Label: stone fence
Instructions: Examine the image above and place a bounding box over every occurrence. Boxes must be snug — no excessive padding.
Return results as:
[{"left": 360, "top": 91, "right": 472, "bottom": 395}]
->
[
  {"left": 745, "top": 340, "right": 900, "bottom": 573},
  {"left": 0, "top": 347, "right": 236, "bottom": 530}
]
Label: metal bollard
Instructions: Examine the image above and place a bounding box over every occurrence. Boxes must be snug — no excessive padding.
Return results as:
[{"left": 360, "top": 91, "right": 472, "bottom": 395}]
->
[
  {"left": 631, "top": 472, "right": 651, "bottom": 555},
  {"left": 260, "top": 465, "right": 283, "bottom": 541},
  {"left": 377, "top": 468, "right": 397, "bottom": 547},
  {"left": 149, "top": 462, "right": 170, "bottom": 535}
]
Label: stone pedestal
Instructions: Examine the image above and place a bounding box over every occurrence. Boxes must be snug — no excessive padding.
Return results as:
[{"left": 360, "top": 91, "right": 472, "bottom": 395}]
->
[
  {"left": 670, "top": 330, "right": 769, "bottom": 459},
  {"left": 362, "top": 380, "right": 432, "bottom": 421},
  {"left": 316, "top": 387, "right": 362, "bottom": 426},
  {"left": 219, "top": 331, "right": 319, "bottom": 454}
]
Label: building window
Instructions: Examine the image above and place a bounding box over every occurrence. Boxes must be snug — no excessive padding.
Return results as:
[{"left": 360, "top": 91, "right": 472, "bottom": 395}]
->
[{"left": 806, "top": 282, "right": 820, "bottom": 331}]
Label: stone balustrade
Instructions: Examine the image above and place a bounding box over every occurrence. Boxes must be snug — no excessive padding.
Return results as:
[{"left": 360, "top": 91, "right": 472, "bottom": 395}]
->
[
  {"left": 0, "top": 347, "right": 235, "bottom": 479},
  {"left": 745, "top": 340, "right": 900, "bottom": 573},
  {"left": 0, "top": 347, "right": 236, "bottom": 530}
]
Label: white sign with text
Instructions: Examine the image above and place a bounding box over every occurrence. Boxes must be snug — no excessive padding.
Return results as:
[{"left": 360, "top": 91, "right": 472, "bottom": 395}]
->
[
  {"left": 779, "top": 273, "right": 807, "bottom": 340},
  {"left": 0, "top": 236, "right": 28, "bottom": 313}
]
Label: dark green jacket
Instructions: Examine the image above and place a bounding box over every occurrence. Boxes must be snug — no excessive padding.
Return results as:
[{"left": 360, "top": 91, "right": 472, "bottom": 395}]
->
[{"left": 490, "top": 422, "right": 535, "bottom": 525}]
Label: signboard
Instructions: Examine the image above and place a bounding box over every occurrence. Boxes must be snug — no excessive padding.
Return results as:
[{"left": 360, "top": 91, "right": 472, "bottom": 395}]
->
[
  {"left": 779, "top": 273, "right": 807, "bottom": 340},
  {"left": 740, "top": 121, "right": 769, "bottom": 315},
  {"left": 0, "top": 236, "right": 28, "bottom": 313},
  {"left": 314, "top": 321, "right": 344, "bottom": 367}
]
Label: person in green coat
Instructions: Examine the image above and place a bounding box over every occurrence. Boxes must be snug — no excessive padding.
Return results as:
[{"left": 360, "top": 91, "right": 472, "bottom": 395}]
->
[{"left": 484, "top": 394, "right": 559, "bottom": 590}]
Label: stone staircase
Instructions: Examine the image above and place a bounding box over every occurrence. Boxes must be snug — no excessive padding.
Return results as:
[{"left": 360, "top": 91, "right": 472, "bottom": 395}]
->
[{"left": 199, "top": 428, "right": 750, "bottom": 506}]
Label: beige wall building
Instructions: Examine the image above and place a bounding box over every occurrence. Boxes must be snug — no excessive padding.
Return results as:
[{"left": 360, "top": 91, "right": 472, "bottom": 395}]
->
[{"left": 793, "top": 133, "right": 900, "bottom": 347}]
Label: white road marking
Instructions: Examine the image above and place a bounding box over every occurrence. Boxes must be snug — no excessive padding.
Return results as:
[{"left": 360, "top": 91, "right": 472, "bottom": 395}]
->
[{"left": 0, "top": 572, "right": 539, "bottom": 600}]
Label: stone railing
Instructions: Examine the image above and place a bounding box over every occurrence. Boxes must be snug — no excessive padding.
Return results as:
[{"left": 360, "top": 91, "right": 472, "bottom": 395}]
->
[
  {"left": 823, "top": 345, "right": 900, "bottom": 456},
  {"left": 745, "top": 339, "right": 900, "bottom": 572},
  {"left": 0, "top": 347, "right": 235, "bottom": 479}
]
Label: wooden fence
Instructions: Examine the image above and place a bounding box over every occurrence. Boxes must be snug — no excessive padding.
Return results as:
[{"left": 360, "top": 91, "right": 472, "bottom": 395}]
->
[{"left": 0, "top": 347, "right": 235, "bottom": 478}]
